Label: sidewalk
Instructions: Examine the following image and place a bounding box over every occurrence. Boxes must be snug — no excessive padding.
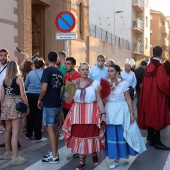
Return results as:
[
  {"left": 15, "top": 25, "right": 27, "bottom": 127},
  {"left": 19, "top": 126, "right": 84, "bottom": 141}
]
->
[{"left": 0, "top": 120, "right": 48, "bottom": 158}]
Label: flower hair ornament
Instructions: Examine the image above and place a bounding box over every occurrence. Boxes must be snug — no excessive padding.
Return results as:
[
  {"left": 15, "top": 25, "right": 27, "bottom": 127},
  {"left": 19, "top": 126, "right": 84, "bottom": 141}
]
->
[{"left": 125, "top": 58, "right": 135, "bottom": 67}]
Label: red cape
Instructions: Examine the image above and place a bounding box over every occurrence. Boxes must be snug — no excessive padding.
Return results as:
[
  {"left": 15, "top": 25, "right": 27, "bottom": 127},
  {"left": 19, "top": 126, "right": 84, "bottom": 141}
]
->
[{"left": 138, "top": 59, "right": 170, "bottom": 130}]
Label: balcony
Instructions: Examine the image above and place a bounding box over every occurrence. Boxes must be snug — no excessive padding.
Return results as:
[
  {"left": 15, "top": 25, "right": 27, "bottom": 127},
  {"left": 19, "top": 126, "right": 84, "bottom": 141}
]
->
[
  {"left": 133, "top": 42, "right": 143, "bottom": 55},
  {"left": 132, "top": 19, "right": 144, "bottom": 34},
  {"left": 132, "top": 0, "right": 144, "bottom": 12},
  {"left": 167, "top": 45, "right": 170, "bottom": 51},
  {"left": 162, "top": 38, "right": 168, "bottom": 47},
  {"left": 162, "top": 25, "right": 168, "bottom": 35}
]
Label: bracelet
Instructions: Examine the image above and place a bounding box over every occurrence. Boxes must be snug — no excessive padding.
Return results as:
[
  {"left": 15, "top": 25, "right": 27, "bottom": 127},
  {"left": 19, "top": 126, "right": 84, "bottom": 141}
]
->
[
  {"left": 101, "top": 113, "right": 106, "bottom": 115},
  {"left": 130, "top": 113, "right": 134, "bottom": 116}
]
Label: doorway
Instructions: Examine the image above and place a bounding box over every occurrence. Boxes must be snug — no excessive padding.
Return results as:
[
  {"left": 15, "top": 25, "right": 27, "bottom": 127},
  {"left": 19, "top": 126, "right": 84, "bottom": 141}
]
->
[{"left": 32, "top": 4, "right": 45, "bottom": 58}]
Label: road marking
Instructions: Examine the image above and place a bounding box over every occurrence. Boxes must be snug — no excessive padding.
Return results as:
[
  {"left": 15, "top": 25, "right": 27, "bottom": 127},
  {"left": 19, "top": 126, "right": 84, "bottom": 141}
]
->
[
  {"left": 24, "top": 146, "right": 71, "bottom": 170},
  {"left": 25, "top": 137, "right": 147, "bottom": 170},
  {"left": 163, "top": 151, "right": 170, "bottom": 170},
  {"left": 94, "top": 137, "right": 147, "bottom": 170}
]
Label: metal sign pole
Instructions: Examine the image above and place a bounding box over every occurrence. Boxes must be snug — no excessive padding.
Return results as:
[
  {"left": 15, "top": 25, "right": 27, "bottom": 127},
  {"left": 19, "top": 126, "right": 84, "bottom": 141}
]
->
[{"left": 65, "top": 40, "right": 69, "bottom": 57}]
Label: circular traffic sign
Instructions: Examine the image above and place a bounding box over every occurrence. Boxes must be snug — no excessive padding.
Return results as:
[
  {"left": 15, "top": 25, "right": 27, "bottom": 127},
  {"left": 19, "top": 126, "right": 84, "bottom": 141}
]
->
[{"left": 55, "top": 11, "right": 76, "bottom": 33}]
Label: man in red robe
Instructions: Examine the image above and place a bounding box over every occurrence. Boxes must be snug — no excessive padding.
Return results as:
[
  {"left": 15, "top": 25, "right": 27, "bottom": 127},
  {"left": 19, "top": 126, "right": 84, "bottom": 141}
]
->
[{"left": 138, "top": 46, "right": 170, "bottom": 150}]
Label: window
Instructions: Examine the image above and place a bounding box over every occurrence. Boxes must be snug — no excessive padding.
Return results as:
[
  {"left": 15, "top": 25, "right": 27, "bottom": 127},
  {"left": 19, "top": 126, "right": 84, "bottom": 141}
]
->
[
  {"left": 150, "top": 30, "right": 153, "bottom": 35},
  {"left": 146, "top": 16, "right": 148, "bottom": 27},
  {"left": 150, "top": 15, "right": 153, "bottom": 21},
  {"left": 145, "top": 38, "right": 148, "bottom": 49}
]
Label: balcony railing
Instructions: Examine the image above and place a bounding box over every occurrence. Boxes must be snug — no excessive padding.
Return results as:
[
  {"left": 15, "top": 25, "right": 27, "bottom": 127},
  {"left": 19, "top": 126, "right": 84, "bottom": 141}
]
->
[
  {"left": 132, "top": 0, "right": 144, "bottom": 12},
  {"left": 133, "top": 42, "right": 143, "bottom": 54},
  {"left": 132, "top": 19, "right": 144, "bottom": 33}
]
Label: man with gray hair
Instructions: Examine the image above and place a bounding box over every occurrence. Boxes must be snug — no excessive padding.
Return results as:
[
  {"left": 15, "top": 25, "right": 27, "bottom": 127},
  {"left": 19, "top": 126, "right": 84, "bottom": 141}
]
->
[
  {"left": 105, "top": 59, "right": 115, "bottom": 67},
  {"left": 89, "top": 55, "right": 108, "bottom": 82}
]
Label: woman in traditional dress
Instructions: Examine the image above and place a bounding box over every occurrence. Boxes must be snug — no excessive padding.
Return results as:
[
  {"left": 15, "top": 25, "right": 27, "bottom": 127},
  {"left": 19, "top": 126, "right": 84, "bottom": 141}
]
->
[
  {"left": 104, "top": 64, "right": 146, "bottom": 169},
  {"left": 1, "top": 61, "right": 29, "bottom": 165},
  {"left": 62, "top": 62, "right": 106, "bottom": 170}
]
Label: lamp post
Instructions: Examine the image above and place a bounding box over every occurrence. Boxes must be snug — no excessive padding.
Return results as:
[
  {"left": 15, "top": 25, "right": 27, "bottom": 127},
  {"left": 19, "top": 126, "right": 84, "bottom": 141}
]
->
[{"left": 114, "top": 11, "right": 123, "bottom": 45}]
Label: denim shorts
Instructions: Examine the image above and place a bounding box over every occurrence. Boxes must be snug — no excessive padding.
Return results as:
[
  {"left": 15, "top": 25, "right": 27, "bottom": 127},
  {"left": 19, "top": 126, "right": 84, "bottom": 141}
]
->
[{"left": 43, "top": 107, "right": 60, "bottom": 126}]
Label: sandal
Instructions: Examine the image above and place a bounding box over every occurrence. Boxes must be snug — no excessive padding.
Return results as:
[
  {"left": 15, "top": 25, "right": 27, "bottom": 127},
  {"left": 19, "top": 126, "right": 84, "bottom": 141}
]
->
[
  {"left": 76, "top": 156, "right": 86, "bottom": 170},
  {"left": 92, "top": 152, "right": 98, "bottom": 164}
]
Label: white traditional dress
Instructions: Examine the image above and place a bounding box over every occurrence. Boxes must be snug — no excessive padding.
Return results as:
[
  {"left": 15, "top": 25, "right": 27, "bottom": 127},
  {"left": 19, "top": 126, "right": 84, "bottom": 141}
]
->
[
  {"left": 105, "top": 80, "right": 146, "bottom": 159},
  {"left": 62, "top": 78, "right": 105, "bottom": 154}
]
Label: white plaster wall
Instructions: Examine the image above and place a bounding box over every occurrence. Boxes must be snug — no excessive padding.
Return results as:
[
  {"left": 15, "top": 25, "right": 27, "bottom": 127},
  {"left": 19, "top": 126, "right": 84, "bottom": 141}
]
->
[
  {"left": 90, "top": 0, "right": 151, "bottom": 60},
  {"left": 0, "top": 0, "right": 18, "bottom": 21},
  {"left": 0, "top": 23, "right": 18, "bottom": 60},
  {"left": 0, "top": 0, "right": 18, "bottom": 61},
  {"left": 88, "top": 36, "right": 131, "bottom": 69},
  {"left": 90, "top": 0, "right": 132, "bottom": 43}
]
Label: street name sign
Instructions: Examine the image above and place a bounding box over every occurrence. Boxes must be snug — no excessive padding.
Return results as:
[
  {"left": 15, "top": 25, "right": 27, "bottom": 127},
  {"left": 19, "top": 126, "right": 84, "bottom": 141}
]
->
[{"left": 56, "top": 33, "right": 76, "bottom": 40}]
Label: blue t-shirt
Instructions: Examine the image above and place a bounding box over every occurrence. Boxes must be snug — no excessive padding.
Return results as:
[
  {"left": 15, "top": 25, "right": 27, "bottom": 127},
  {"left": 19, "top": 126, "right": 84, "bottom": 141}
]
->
[
  {"left": 41, "top": 66, "right": 63, "bottom": 108},
  {"left": 24, "top": 69, "right": 43, "bottom": 94}
]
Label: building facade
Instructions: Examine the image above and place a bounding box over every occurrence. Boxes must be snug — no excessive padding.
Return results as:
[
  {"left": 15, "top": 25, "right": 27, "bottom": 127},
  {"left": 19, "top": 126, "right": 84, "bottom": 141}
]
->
[
  {"left": 0, "top": 0, "right": 132, "bottom": 68},
  {"left": 0, "top": 0, "right": 90, "bottom": 65},
  {"left": 150, "top": 10, "right": 170, "bottom": 61},
  {"left": 90, "top": 0, "right": 151, "bottom": 66}
]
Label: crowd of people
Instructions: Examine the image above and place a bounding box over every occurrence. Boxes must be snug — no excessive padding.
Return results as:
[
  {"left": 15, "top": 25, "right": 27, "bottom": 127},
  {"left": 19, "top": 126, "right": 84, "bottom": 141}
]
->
[{"left": 0, "top": 46, "right": 169, "bottom": 170}]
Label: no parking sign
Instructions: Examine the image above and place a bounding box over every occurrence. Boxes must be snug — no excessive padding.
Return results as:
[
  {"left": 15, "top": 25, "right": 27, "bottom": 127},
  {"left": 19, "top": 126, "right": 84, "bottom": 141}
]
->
[{"left": 55, "top": 11, "right": 76, "bottom": 33}]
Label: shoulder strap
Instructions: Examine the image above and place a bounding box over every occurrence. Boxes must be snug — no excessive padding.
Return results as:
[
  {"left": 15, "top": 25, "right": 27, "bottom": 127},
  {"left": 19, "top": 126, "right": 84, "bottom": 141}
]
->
[
  {"left": 35, "top": 70, "right": 41, "bottom": 83},
  {"left": 0, "top": 62, "right": 8, "bottom": 74}
]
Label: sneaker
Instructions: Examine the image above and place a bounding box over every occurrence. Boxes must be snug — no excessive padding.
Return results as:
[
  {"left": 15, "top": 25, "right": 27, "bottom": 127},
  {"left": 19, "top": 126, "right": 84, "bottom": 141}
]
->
[
  {"left": 58, "top": 126, "right": 62, "bottom": 133},
  {"left": 67, "top": 152, "right": 79, "bottom": 159},
  {"left": 42, "top": 154, "right": 59, "bottom": 164},
  {"left": 43, "top": 151, "right": 52, "bottom": 158},
  {"left": 25, "top": 136, "right": 31, "bottom": 140},
  {"left": 35, "top": 137, "right": 47, "bottom": 143},
  {"left": 4, "top": 152, "right": 12, "bottom": 160},
  {"left": 9, "top": 156, "right": 26, "bottom": 165}
]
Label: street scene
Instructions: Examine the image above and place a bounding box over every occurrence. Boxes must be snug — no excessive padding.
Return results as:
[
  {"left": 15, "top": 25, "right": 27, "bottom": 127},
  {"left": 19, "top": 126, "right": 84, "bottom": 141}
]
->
[
  {"left": 0, "top": 0, "right": 170, "bottom": 170},
  {"left": 1, "top": 98, "right": 170, "bottom": 170}
]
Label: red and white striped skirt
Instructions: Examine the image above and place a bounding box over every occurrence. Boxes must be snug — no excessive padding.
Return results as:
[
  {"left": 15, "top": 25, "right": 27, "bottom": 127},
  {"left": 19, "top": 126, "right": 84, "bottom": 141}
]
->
[{"left": 62, "top": 102, "right": 105, "bottom": 154}]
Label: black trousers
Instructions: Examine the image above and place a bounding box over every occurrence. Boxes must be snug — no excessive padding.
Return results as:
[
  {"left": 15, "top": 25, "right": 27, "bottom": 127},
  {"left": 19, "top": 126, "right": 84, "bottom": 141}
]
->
[
  {"left": 26, "top": 93, "right": 42, "bottom": 140},
  {"left": 148, "top": 127, "right": 161, "bottom": 145},
  {"left": 129, "top": 86, "right": 134, "bottom": 101},
  {"left": 136, "top": 91, "right": 140, "bottom": 111},
  {"left": 63, "top": 108, "right": 70, "bottom": 119}
]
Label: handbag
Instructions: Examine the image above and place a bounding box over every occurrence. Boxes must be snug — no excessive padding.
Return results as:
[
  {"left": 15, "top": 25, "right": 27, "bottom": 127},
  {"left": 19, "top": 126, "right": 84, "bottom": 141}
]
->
[
  {"left": 12, "top": 95, "right": 28, "bottom": 113},
  {"left": 15, "top": 102, "right": 28, "bottom": 113}
]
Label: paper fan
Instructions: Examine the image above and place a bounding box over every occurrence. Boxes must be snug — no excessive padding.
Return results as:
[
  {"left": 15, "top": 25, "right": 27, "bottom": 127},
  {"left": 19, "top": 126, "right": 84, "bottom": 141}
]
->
[
  {"left": 65, "top": 82, "right": 77, "bottom": 100},
  {"left": 100, "top": 78, "right": 111, "bottom": 99}
]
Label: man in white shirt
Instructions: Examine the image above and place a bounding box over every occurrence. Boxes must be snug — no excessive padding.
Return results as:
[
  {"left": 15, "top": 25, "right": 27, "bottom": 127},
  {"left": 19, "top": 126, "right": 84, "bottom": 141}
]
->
[
  {"left": 0, "top": 49, "right": 10, "bottom": 147},
  {"left": 121, "top": 59, "right": 137, "bottom": 101},
  {"left": 89, "top": 55, "right": 108, "bottom": 82}
]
